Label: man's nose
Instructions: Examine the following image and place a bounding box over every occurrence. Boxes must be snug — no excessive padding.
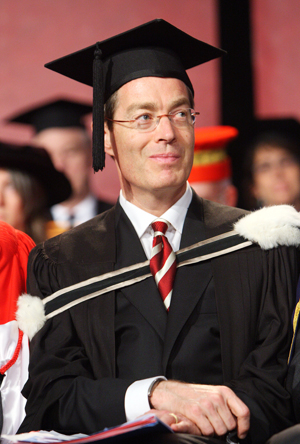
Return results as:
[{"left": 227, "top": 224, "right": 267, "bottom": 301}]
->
[{"left": 155, "top": 115, "right": 176, "bottom": 142}]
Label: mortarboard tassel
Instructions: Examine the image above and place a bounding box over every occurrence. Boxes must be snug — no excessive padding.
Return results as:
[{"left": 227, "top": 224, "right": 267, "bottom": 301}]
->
[{"left": 92, "top": 43, "right": 105, "bottom": 172}]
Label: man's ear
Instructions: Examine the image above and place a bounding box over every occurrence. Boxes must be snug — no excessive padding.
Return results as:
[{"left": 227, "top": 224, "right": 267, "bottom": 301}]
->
[{"left": 104, "top": 122, "right": 114, "bottom": 158}]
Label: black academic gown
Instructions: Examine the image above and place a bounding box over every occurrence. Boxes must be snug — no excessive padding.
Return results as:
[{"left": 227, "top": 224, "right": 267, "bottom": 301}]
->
[{"left": 19, "top": 195, "right": 300, "bottom": 443}]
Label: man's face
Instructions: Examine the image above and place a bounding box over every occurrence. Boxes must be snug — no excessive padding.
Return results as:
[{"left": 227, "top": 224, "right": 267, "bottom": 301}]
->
[
  {"left": 104, "top": 77, "right": 195, "bottom": 203},
  {"left": 33, "top": 127, "right": 92, "bottom": 200}
]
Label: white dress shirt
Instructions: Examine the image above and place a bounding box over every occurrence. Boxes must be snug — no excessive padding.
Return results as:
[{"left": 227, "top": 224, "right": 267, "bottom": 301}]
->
[{"left": 119, "top": 183, "right": 193, "bottom": 420}]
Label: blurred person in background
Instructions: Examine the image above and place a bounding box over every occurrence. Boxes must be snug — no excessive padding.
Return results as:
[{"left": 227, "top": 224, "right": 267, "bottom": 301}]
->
[
  {"left": 0, "top": 221, "right": 35, "bottom": 435},
  {"left": 241, "top": 118, "right": 300, "bottom": 211},
  {"left": 0, "top": 142, "right": 71, "bottom": 243},
  {"left": 7, "top": 98, "right": 113, "bottom": 234},
  {"left": 188, "top": 126, "right": 238, "bottom": 206}
]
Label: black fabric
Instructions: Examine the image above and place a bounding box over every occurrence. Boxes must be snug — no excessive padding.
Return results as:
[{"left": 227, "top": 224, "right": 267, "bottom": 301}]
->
[
  {"left": 18, "top": 196, "right": 300, "bottom": 442},
  {"left": 266, "top": 425, "right": 300, "bottom": 444},
  {"left": 286, "top": 313, "right": 300, "bottom": 422}
]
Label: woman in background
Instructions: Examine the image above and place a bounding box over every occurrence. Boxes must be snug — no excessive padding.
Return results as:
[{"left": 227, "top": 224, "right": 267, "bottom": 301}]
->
[
  {"left": 0, "top": 142, "right": 71, "bottom": 243},
  {"left": 241, "top": 118, "right": 300, "bottom": 211}
]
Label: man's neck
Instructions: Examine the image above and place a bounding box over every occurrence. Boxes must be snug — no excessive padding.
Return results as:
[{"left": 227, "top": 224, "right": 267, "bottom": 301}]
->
[{"left": 122, "top": 184, "right": 187, "bottom": 217}]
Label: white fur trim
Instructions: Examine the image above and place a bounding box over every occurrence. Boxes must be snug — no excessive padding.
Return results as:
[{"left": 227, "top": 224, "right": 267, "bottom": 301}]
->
[
  {"left": 16, "top": 294, "right": 46, "bottom": 340},
  {"left": 234, "top": 205, "right": 300, "bottom": 250}
]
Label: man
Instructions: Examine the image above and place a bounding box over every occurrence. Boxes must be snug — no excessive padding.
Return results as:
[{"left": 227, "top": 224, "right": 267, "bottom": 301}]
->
[
  {"left": 188, "top": 126, "right": 238, "bottom": 206},
  {"left": 17, "top": 20, "right": 300, "bottom": 444},
  {"left": 8, "top": 98, "right": 112, "bottom": 233}
]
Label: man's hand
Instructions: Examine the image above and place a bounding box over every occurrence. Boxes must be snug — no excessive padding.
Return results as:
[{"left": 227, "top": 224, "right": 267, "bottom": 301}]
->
[
  {"left": 145, "top": 409, "right": 201, "bottom": 435},
  {"left": 150, "top": 380, "right": 250, "bottom": 439}
]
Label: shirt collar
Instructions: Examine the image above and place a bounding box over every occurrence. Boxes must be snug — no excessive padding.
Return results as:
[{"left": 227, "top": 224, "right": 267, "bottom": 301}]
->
[{"left": 119, "top": 183, "right": 193, "bottom": 239}]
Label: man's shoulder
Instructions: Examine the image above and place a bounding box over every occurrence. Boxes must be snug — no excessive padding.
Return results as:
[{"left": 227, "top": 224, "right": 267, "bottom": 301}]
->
[
  {"left": 199, "top": 198, "right": 300, "bottom": 251},
  {"left": 199, "top": 198, "right": 248, "bottom": 236}
]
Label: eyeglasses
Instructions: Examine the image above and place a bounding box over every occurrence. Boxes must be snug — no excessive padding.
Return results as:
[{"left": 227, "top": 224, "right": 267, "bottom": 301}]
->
[{"left": 105, "top": 108, "right": 200, "bottom": 132}]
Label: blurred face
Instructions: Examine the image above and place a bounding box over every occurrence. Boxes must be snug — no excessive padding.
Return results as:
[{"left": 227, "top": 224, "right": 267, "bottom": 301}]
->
[
  {"left": 0, "top": 169, "right": 25, "bottom": 230},
  {"left": 33, "top": 127, "right": 91, "bottom": 200},
  {"left": 192, "top": 179, "right": 238, "bottom": 207},
  {"left": 252, "top": 145, "right": 300, "bottom": 207},
  {"left": 104, "top": 77, "right": 195, "bottom": 204}
]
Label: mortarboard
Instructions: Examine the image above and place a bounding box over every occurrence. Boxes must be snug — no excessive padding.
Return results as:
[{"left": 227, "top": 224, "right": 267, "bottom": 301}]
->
[
  {"left": 189, "top": 126, "right": 238, "bottom": 183},
  {"left": 0, "top": 142, "right": 72, "bottom": 207},
  {"left": 44, "top": 19, "right": 226, "bottom": 172},
  {"left": 7, "top": 98, "right": 92, "bottom": 134}
]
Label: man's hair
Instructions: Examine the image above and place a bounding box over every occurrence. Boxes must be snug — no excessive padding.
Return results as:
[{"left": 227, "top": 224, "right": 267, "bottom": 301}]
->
[
  {"left": 104, "top": 90, "right": 119, "bottom": 131},
  {"left": 104, "top": 84, "right": 195, "bottom": 131}
]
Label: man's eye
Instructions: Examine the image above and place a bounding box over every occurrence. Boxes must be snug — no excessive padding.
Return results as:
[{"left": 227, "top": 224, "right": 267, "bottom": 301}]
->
[
  {"left": 173, "top": 109, "right": 188, "bottom": 119},
  {"left": 135, "top": 114, "right": 153, "bottom": 122}
]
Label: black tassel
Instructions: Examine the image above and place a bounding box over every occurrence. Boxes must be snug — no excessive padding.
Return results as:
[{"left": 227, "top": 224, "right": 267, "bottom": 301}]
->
[{"left": 92, "top": 43, "right": 105, "bottom": 172}]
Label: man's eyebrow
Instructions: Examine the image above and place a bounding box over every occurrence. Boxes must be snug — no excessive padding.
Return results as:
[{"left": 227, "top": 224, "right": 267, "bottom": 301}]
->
[
  {"left": 126, "top": 102, "right": 157, "bottom": 115},
  {"left": 169, "top": 97, "right": 191, "bottom": 109},
  {"left": 126, "top": 97, "right": 191, "bottom": 116}
]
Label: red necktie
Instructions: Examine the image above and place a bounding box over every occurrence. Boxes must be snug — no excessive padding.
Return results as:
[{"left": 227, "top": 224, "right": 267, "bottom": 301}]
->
[{"left": 149, "top": 219, "right": 177, "bottom": 310}]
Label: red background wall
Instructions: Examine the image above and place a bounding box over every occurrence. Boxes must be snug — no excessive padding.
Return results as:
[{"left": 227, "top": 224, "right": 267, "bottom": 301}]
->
[
  {"left": 252, "top": 0, "right": 300, "bottom": 119},
  {"left": 0, "top": 0, "right": 299, "bottom": 202}
]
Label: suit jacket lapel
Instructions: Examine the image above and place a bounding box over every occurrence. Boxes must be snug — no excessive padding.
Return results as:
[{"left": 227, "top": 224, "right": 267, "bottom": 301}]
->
[
  {"left": 115, "top": 205, "right": 167, "bottom": 340},
  {"left": 163, "top": 194, "right": 212, "bottom": 369}
]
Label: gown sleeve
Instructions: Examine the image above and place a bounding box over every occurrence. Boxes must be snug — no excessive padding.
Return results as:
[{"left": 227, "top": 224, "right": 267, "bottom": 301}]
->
[{"left": 19, "top": 244, "right": 134, "bottom": 435}]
